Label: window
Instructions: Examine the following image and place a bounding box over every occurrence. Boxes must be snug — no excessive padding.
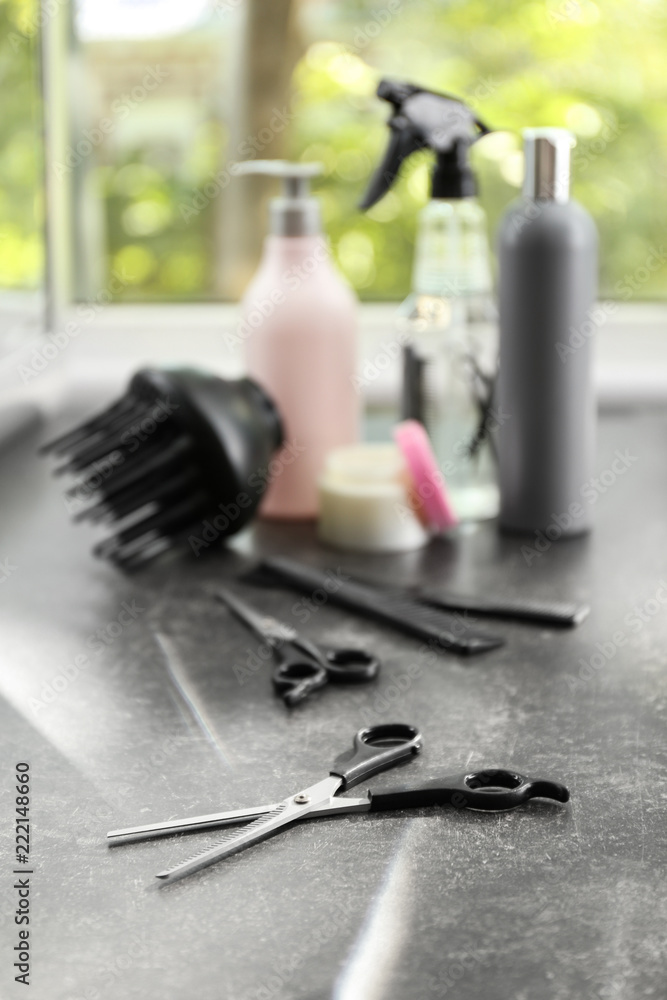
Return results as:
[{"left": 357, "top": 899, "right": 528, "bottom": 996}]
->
[
  {"left": 34, "top": 0, "right": 667, "bottom": 304},
  {"left": 0, "top": 0, "right": 45, "bottom": 347}
]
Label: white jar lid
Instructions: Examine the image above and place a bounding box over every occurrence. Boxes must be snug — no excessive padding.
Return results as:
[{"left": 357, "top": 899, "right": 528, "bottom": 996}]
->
[{"left": 317, "top": 443, "right": 429, "bottom": 553}]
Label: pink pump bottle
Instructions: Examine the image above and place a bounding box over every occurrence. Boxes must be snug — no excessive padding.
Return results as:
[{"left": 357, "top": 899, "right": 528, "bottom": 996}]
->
[{"left": 238, "top": 161, "right": 359, "bottom": 519}]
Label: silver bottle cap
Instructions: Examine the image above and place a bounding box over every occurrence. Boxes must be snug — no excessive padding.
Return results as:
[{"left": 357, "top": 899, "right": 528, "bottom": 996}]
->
[
  {"left": 236, "top": 160, "right": 322, "bottom": 236},
  {"left": 522, "top": 128, "right": 573, "bottom": 204}
]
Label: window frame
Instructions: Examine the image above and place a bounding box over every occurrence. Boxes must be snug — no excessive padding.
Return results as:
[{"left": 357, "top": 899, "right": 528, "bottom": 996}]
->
[{"left": 40, "top": 3, "right": 667, "bottom": 409}]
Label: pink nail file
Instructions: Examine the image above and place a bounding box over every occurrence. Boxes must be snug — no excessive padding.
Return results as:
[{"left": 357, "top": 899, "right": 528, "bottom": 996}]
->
[{"left": 393, "top": 420, "right": 459, "bottom": 532}]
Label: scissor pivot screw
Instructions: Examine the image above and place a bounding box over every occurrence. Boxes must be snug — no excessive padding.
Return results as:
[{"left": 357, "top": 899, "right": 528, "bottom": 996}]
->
[{"left": 294, "top": 794, "right": 310, "bottom": 805}]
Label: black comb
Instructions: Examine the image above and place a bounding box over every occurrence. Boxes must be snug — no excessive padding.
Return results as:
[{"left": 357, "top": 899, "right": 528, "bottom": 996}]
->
[
  {"left": 242, "top": 557, "right": 504, "bottom": 656},
  {"left": 41, "top": 368, "right": 283, "bottom": 570},
  {"left": 418, "top": 589, "right": 590, "bottom": 627}
]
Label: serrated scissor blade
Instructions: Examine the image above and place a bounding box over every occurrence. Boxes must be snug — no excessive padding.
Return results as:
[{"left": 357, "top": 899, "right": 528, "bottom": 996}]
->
[
  {"left": 155, "top": 775, "right": 342, "bottom": 883},
  {"left": 108, "top": 793, "right": 372, "bottom": 845}
]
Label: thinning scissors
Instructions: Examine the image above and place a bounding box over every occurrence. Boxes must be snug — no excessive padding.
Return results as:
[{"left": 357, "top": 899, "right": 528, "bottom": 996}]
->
[
  {"left": 215, "top": 587, "right": 380, "bottom": 706},
  {"left": 107, "top": 723, "right": 570, "bottom": 884}
]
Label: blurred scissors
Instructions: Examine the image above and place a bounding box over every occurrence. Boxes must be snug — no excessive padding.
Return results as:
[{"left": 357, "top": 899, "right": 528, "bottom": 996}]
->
[
  {"left": 106, "top": 723, "right": 570, "bottom": 883},
  {"left": 215, "top": 587, "right": 380, "bottom": 706}
]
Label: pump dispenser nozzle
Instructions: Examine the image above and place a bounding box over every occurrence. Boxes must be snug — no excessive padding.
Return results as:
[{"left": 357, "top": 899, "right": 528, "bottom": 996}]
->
[
  {"left": 360, "top": 79, "right": 491, "bottom": 210},
  {"left": 237, "top": 160, "right": 323, "bottom": 236}
]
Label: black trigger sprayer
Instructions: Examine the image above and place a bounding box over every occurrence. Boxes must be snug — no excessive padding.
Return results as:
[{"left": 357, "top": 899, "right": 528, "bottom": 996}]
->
[
  {"left": 359, "top": 79, "right": 491, "bottom": 209},
  {"left": 360, "top": 79, "right": 500, "bottom": 523}
]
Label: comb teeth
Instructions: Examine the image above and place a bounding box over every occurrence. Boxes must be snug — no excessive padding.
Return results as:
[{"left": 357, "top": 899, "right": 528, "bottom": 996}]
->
[{"left": 44, "top": 384, "right": 214, "bottom": 569}]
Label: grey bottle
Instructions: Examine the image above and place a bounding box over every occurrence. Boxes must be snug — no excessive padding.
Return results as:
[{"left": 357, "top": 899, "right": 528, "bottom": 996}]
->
[{"left": 496, "top": 128, "right": 598, "bottom": 536}]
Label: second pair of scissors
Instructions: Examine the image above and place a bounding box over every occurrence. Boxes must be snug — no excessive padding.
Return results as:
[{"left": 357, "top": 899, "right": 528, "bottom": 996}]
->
[
  {"left": 107, "top": 723, "right": 571, "bottom": 883},
  {"left": 215, "top": 587, "right": 380, "bottom": 706}
]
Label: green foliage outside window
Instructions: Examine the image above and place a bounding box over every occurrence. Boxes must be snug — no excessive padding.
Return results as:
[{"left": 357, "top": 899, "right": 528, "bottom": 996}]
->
[
  {"left": 0, "top": 0, "right": 43, "bottom": 292},
  {"left": 2, "top": 0, "right": 666, "bottom": 301},
  {"left": 291, "top": 0, "right": 667, "bottom": 300}
]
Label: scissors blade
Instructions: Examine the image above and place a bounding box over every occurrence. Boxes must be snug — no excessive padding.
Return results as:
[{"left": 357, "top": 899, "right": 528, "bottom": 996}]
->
[
  {"left": 215, "top": 587, "right": 296, "bottom": 644},
  {"left": 107, "top": 803, "right": 278, "bottom": 844},
  {"left": 108, "top": 792, "right": 372, "bottom": 846},
  {"left": 155, "top": 775, "right": 342, "bottom": 882}
]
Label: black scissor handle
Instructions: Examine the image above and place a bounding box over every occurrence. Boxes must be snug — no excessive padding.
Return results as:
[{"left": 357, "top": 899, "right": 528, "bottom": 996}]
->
[
  {"left": 272, "top": 652, "right": 328, "bottom": 707},
  {"left": 330, "top": 723, "right": 422, "bottom": 790},
  {"left": 369, "top": 768, "right": 570, "bottom": 812},
  {"left": 323, "top": 647, "right": 381, "bottom": 683}
]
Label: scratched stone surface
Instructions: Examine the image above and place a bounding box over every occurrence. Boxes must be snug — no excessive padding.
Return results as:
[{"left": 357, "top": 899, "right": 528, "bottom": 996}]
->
[{"left": 0, "top": 409, "right": 666, "bottom": 1000}]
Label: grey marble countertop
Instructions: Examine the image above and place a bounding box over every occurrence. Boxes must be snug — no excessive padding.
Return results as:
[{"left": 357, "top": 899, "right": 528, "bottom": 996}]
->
[{"left": 0, "top": 407, "right": 666, "bottom": 1000}]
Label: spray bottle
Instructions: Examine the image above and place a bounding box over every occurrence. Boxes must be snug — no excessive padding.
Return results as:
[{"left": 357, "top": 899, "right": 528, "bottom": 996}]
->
[
  {"left": 361, "top": 80, "right": 498, "bottom": 520},
  {"left": 237, "top": 161, "right": 359, "bottom": 520}
]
